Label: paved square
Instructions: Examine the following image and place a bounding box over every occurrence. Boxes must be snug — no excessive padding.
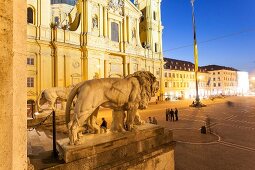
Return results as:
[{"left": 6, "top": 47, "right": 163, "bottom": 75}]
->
[
  {"left": 28, "top": 96, "right": 255, "bottom": 170},
  {"left": 138, "top": 96, "right": 255, "bottom": 170}
]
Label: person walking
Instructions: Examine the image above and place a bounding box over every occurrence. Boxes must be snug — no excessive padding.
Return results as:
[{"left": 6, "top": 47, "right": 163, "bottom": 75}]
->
[
  {"left": 165, "top": 109, "right": 169, "bottom": 121},
  {"left": 170, "top": 109, "right": 174, "bottom": 122},
  {"left": 174, "top": 108, "right": 178, "bottom": 121},
  {"left": 100, "top": 117, "right": 107, "bottom": 133}
]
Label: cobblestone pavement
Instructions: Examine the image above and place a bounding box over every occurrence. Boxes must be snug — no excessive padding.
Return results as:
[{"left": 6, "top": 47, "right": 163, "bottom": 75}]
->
[{"left": 28, "top": 96, "right": 255, "bottom": 170}]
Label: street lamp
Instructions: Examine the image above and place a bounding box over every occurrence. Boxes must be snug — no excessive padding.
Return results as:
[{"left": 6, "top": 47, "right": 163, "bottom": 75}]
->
[{"left": 190, "top": 0, "right": 205, "bottom": 107}]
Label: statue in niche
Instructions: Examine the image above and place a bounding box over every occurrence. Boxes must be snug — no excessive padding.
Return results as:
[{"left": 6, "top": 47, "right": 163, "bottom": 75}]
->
[
  {"left": 65, "top": 71, "right": 159, "bottom": 145},
  {"left": 92, "top": 16, "right": 98, "bottom": 29}
]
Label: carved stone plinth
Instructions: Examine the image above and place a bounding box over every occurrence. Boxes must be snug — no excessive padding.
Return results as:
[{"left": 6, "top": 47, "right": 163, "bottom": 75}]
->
[{"left": 52, "top": 124, "right": 175, "bottom": 170}]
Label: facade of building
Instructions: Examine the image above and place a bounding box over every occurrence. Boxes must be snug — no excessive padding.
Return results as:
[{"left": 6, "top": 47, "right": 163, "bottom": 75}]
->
[
  {"left": 201, "top": 65, "right": 238, "bottom": 96},
  {"left": 163, "top": 59, "right": 249, "bottom": 100},
  {"left": 26, "top": 0, "right": 164, "bottom": 116},
  {"left": 249, "top": 73, "right": 255, "bottom": 93},
  {"left": 236, "top": 71, "right": 249, "bottom": 95},
  {"left": 163, "top": 58, "right": 210, "bottom": 100}
]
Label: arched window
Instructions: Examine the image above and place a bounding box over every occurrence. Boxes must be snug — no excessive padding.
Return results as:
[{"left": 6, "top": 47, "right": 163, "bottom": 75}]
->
[{"left": 27, "top": 7, "right": 34, "bottom": 24}]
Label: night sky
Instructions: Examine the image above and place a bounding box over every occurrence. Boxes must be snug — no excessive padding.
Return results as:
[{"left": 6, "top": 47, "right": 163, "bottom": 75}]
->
[{"left": 161, "top": 0, "right": 255, "bottom": 73}]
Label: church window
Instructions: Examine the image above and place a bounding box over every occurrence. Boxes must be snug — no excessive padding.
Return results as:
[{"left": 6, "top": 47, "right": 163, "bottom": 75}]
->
[
  {"left": 155, "top": 43, "right": 158, "bottom": 52},
  {"left": 54, "top": 17, "right": 60, "bottom": 25},
  {"left": 153, "top": 11, "right": 156, "bottom": 20},
  {"left": 111, "top": 22, "right": 119, "bottom": 42},
  {"left": 27, "top": 77, "right": 34, "bottom": 87},
  {"left": 27, "top": 58, "right": 34, "bottom": 65},
  {"left": 27, "top": 7, "right": 34, "bottom": 24}
]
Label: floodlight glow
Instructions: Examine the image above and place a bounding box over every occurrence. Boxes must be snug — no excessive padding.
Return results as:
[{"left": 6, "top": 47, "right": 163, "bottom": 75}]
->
[{"left": 237, "top": 72, "right": 249, "bottom": 94}]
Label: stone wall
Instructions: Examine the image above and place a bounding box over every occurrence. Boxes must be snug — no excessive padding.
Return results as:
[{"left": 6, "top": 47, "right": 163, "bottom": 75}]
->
[{"left": 0, "top": 0, "right": 27, "bottom": 169}]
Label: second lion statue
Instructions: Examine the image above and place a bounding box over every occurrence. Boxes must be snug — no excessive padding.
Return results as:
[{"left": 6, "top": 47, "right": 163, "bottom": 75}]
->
[{"left": 65, "top": 71, "right": 159, "bottom": 145}]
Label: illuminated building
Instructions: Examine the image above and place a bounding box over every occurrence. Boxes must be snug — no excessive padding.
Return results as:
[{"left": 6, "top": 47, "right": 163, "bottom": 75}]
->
[
  {"left": 163, "top": 58, "right": 210, "bottom": 100},
  {"left": 249, "top": 74, "right": 255, "bottom": 93},
  {"left": 26, "top": 0, "right": 164, "bottom": 116},
  {"left": 163, "top": 59, "right": 250, "bottom": 100},
  {"left": 201, "top": 65, "right": 238, "bottom": 96},
  {"left": 237, "top": 71, "right": 249, "bottom": 95}
]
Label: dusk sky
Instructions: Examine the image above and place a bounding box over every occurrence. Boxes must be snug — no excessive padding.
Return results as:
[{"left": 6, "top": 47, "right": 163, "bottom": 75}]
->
[{"left": 161, "top": 0, "right": 255, "bottom": 73}]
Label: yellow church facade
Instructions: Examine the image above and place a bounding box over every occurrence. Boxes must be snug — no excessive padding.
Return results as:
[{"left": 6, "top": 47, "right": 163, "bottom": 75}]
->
[{"left": 26, "top": 0, "right": 164, "bottom": 115}]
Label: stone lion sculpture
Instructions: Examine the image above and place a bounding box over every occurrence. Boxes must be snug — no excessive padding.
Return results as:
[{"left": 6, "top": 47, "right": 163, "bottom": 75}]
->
[
  {"left": 37, "top": 85, "right": 75, "bottom": 112},
  {"left": 65, "top": 71, "right": 159, "bottom": 145}
]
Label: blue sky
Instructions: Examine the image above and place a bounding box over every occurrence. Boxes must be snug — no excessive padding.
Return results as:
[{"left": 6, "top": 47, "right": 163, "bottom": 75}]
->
[{"left": 161, "top": 0, "right": 255, "bottom": 73}]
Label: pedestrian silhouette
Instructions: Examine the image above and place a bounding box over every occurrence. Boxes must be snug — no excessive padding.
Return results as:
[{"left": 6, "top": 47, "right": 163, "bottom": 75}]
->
[
  {"left": 170, "top": 109, "right": 174, "bottom": 122},
  {"left": 205, "top": 115, "right": 212, "bottom": 133},
  {"left": 165, "top": 108, "right": 169, "bottom": 121},
  {"left": 174, "top": 108, "right": 178, "bottom": 121},
  {"left": 100, "top": 117, "right": 107, "bottom": 133},
  {"left": 147, "top": 117, "right": 152, "bottom": 124}
]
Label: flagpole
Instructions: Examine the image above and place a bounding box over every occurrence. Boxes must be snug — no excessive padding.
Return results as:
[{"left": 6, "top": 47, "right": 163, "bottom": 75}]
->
[{"left": 190, "top": 0, "right": 205, "bottom": 107}]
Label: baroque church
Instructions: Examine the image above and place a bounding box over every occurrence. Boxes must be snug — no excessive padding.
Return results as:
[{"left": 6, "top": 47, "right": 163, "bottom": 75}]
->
[{"left": 26, "top": 0, "right": 164, "bottom": 116}]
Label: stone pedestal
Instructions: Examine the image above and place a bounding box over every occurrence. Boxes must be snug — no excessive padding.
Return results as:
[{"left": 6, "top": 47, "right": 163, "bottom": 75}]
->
[{"left": 50, "top": 124, "right": 175, "bottom": 170}]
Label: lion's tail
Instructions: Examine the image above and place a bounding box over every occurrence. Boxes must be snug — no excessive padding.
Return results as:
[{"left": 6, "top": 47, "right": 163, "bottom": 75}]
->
[
  {"left": 65, "top": 82, "right": 85, "bottom": 128},
  {"left": 36, "top": 90, "right": 44, "bottom": 113}
]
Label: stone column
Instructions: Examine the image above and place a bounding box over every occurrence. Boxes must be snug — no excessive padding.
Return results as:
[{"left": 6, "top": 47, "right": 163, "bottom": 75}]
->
[
  {"left": 87, "top": 1, "right": 92, "bottom": 33},
  {"left": 99, "top": 5, "right": 103, "bottom": 37},
  {"left": 123, "top": 16, "right": 127, "bottom": 51},
  {"left": 136, "top": 19, "right": 142, "bottom": 46},
  {"left": 123, "top": 56, "right": 128, "bottom": 77},
  {"left": 104, "top": 60, "right": 109, "bottom": 78},
  {"left": 103, "top": 7, "right": 108, "bottom": 37},
  {"left": 120, "top": 21, "right": 123, "bottom": 52},
  {"left": 0, "top": 0, "right": 27, "bottom": 169}
]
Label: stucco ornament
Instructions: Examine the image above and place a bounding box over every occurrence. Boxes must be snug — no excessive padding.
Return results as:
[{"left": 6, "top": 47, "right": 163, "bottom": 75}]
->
[
  {"left": 37, "top": 85, "right": 75, "bottom": 112},
  {"left": 108, "top": 0, "right": 124, "bottom": 14},
  {"left": 65, "top": 71, "right": 159, "bottom": 145},
  {"left": 72, "top": 61, "right": 80, "bottom": 68}
]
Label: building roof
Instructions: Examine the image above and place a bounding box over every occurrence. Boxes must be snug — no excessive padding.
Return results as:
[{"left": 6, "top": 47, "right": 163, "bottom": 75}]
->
[
  {"left": 200, "top": 65, "right": 239, "bottom": 72},
  {"left": 164, "top": 58, "right": 207, "bottom": 72}
]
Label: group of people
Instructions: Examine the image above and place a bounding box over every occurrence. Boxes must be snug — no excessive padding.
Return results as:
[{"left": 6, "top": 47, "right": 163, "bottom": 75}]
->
[
  {"left": 165, "top": 108, "right": 178, "bottom": 121},
  {"left": 147, "top": 116, "right": 158, "bottom": 125}
]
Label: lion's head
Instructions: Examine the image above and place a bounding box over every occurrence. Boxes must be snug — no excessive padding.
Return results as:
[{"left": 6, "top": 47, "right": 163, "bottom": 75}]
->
[{"left": 126, "top": 71, "right": 159, "bottom": 109}]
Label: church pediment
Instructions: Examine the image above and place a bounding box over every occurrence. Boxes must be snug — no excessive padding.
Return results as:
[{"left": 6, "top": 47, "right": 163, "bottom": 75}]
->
[
  {"left": 124, "top": 0, "right": 141, "bottom": 15},
  {"left": 107, "top": 0, "right": 142, "bottom": 17}
]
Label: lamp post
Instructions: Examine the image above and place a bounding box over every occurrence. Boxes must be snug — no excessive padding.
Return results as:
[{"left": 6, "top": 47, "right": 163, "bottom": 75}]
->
[
  {"left": 190, "top": 0, "right": 205, "bottom": 107},
  {"left": 50, "top": 22, "right": 58, "bottom": 158}
]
